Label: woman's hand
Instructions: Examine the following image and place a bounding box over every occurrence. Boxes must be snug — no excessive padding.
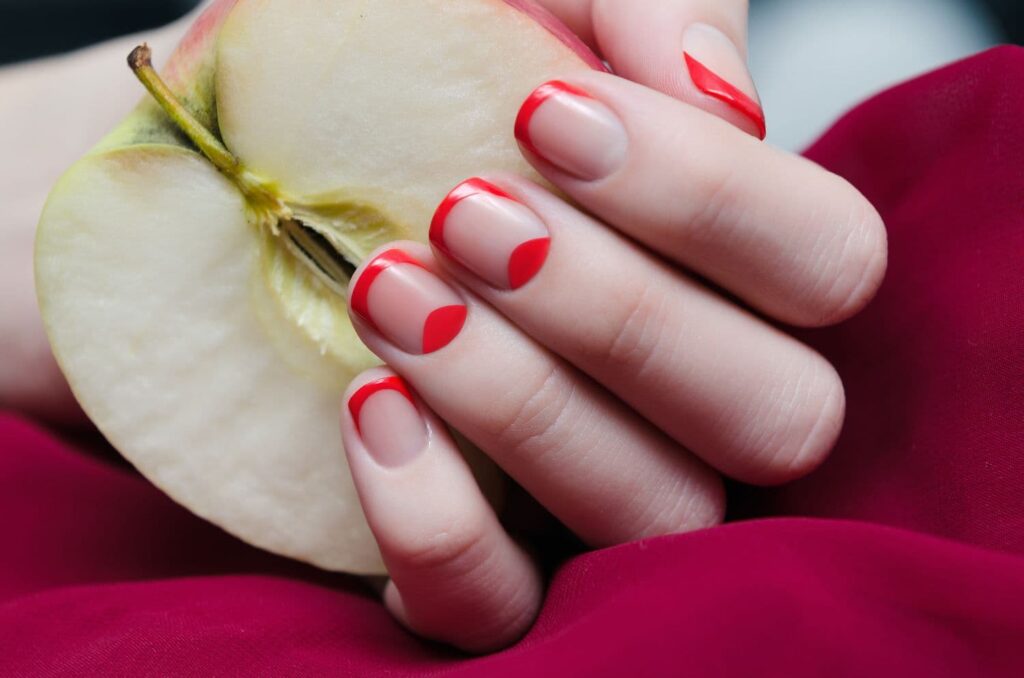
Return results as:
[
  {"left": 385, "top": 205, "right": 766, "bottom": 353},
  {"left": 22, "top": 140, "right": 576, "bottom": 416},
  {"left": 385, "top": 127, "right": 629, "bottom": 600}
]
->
[
  {"left": 0, "top": 15, "right": 187, "bottom": 424},
  {"left": 338, "top": 0, "right": 887, "bottom": 653}
]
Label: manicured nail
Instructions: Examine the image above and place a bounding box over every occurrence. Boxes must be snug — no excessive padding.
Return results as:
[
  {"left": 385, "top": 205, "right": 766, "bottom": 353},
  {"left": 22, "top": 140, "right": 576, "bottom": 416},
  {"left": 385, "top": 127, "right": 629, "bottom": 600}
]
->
[
  {"left": 682, "top": 24, "right": 765, "bottom": 139},
  {"left": 431, "top": 178, "right": 551, "bottom": 290},
  {"left": 348, "top": 376, "right": 427, "bottom": 467},
  {"left": 350, "top": 249, "right": 467, "bottom": 355},
  {"left": 514, "top": 81, "right": 628, "bottom": 181}
]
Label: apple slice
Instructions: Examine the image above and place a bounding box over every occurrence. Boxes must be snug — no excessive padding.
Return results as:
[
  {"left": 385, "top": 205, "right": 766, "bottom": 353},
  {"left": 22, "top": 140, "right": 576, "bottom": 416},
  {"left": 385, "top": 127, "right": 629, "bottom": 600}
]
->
[{"left": 35, "top": 0, "right": 596, "bottom": 573}]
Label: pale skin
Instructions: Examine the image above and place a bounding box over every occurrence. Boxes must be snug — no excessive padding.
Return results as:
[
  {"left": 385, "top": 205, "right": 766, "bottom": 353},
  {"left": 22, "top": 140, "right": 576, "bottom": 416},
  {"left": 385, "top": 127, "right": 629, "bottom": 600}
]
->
[{"left": 0, "top": 0, "right": 887, "bottom": 654}]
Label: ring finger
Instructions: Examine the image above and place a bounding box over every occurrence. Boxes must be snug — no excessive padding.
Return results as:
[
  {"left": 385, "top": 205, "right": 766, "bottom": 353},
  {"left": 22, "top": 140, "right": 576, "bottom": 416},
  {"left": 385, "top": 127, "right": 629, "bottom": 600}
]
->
[{"left": 346, "top": 242, "right": 724, "bottom": 547}]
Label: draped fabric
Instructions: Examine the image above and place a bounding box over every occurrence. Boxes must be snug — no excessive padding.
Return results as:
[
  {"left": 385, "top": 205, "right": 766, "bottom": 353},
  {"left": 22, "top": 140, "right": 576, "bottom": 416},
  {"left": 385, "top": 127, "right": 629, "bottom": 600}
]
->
[{"left": 2, "top": 47, "right": 1023, "bottom": 676}]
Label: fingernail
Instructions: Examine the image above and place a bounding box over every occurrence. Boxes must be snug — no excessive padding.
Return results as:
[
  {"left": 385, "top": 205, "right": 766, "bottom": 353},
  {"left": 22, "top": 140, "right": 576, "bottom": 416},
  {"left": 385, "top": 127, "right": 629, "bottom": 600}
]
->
[
  {"left": 682, "top": 24, "right": 766, "bottom": 139},
  {"left": 348, "top": 376, "right": 427, "bottom": 467},
  {"left": 431, "top": 178, "right": 551, "bottom": 290},
  {"left": 350, "top": 249, "right": 467, "bottom": 355},
  {"left": 514, "top": 81, "right": 628, "bottom": 181}
]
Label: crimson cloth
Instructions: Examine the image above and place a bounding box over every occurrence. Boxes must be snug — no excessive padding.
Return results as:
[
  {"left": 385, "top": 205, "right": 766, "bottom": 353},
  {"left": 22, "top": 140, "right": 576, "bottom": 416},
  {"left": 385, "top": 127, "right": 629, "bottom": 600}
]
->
[{"left": 3, "top": 47, "right": 1024, "bottom": 676}]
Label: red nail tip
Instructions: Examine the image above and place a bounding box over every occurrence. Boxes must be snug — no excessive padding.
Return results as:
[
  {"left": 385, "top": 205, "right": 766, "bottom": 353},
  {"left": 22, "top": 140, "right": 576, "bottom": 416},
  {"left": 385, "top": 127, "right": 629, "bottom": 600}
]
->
[
  {"left": 430, "top": 178, "right": 517, "bottom": 256},
  {"left": 507, "top": 237, "right": 551, "bottom": 290},
  {"left": 422, "top": 304, "right": 467, "bottom": 354},
  {"left": 348, "top": 376, "right": 414, "bottom": 435},
  {"left": 683, "top": 52, "right": 766, "bottom": 140},
  {"left": 349, "top": 249, "right": 428, "bottom": 329},
  {"left": 515, "top": 80, "right": 595, "bottom": 158}
]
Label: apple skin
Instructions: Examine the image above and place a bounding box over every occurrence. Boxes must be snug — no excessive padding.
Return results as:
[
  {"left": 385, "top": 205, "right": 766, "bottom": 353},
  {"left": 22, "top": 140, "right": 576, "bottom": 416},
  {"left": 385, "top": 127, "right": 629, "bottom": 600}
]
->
[
  {"left": 167, "top": 0, "right": 607, "bottom": 77},
  {"left": 503, "top": 0, "right": 607, "bottom": 71},
  {"left": 163, "top": 0, "right": 240, "bottom": 90}
]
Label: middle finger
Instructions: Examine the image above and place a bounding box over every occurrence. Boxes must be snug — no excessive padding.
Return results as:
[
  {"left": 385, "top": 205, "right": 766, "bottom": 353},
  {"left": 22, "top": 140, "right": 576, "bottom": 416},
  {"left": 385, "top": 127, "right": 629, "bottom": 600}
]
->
[{"left": 429, "top": 175, "right": 845, "bottom": 485}]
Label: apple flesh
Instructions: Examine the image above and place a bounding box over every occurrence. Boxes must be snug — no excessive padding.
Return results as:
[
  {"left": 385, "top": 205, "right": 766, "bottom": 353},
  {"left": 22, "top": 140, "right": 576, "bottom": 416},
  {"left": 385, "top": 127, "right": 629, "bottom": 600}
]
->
[{"left": 35, "top": 0, "right": 595, "bottom": 574}]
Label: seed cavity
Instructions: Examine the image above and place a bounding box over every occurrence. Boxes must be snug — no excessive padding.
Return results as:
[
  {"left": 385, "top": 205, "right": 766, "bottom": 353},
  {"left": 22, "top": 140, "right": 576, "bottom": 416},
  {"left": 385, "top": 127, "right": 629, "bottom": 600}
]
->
[
  {"left": 128, "top": 44, "right": 412, "bottom": 300},
  {"left": 280, "top": 219, "right": 357, "bottom": 295}
]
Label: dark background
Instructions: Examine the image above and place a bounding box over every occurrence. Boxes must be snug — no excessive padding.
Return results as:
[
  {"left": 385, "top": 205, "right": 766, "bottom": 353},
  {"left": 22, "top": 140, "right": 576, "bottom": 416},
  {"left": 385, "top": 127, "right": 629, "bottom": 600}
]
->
[
  {"left": 1, "top": 0, "right": 1022, "bottom": 65},
  {"left": 0, "top": 0, "right": 197, "bottom": 64},
  {"left": 978, "top": 0, "right": 1024, "bottom": 40}
]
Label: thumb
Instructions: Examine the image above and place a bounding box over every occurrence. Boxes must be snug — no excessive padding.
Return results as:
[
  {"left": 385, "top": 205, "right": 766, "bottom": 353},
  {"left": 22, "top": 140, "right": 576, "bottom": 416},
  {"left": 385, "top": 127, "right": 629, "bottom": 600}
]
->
[{"left": 535, "top": 0, "right": 764, "bottom": 139}]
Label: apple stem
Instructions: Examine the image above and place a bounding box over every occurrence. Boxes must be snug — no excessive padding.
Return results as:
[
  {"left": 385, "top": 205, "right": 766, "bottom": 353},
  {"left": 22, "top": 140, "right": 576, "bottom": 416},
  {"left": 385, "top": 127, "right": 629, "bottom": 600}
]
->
[
  {"left": 127, "top": 44, "right": 292, "bottom": 230},
  {"left": 128, "top": 44, "right": 240, "bottom": 176}
]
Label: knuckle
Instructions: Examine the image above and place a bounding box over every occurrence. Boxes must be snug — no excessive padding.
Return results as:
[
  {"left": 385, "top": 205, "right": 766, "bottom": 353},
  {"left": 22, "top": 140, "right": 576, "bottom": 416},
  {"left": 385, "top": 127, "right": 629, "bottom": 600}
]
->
[
  {"left": 687, "top": 162, "right": 740, "bottom": 247},
  {"left": 486, "top": 364, "right": 575, "bottom": 458},
  {"left": 390, "top": 517, "right": 491, "bottom": 576},
  {"left": 583, "top": 280, "right": 666, "bottom": 376}
]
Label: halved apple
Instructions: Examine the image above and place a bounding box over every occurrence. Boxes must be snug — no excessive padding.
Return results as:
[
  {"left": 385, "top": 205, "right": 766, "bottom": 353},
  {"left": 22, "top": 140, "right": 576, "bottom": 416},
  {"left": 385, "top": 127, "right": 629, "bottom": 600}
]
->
[{"left": 35, "top": 0, "right": 597, "bottom": 573}]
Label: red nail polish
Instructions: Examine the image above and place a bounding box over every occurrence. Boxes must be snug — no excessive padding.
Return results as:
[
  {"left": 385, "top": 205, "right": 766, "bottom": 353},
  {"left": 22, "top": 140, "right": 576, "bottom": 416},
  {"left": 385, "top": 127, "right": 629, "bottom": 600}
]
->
[
  {"left": 514, "top": 80, "right": 595, "bottom": 159},
  {"left": 684, "top": 52, "right": 766, "bottom": 140},
  {"left": 348, "top": 375, "right": 414, "bottom": 434},
  {"left": 349, "top": 248, "right": 426, "bottom": 332},
  {"left": 430, "top": 178, "right": 516, "bottom": 257},
  {"left": 349, "top": 249, "right": 467, "bottom": 354},
  {"left": 430, "top": 178, "right": 552, "bottom": 290},
  {"left": 508, "top": 238, "right": 551, "bottom": 290},
  {"left": 422, "top": 305, "right": 469, "bottom": 354}
]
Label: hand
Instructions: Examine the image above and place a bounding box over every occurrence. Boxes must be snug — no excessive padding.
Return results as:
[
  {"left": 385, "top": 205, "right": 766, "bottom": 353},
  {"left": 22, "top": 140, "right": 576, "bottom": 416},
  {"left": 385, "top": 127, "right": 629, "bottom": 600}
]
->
[
  {"left": 0, "top": 10, "right": 189, "bottom": 423},
  {"left": 338, "top": 0, "right": 887, "bottom": 653}
]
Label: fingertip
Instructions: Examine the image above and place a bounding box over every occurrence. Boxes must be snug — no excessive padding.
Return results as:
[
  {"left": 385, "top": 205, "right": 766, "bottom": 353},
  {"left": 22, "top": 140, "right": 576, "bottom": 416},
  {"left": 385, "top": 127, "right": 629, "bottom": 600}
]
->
[
  {"left": 383, "top": 580, "right": 411, "bottom": 628},
  {"left": 739, "top": 357, "right": 846, "bottom": 486},
  {"left": 346, "top": 241, "right": 437, "bottom": 325},
  {"left": 681, "top": 24, "right": 765, "bottom": 139},
  {"left": 589, "top": 1, "right": 760, "bottom": 136},
  {"left": 342, "top": 366, "right": 402, "bottom": 405},
  {"left": 512, "top": 77, "right": 629, "bottom": 183},
  {"left": 789, "top": 364, "right": 846, "bottom": 480},
  {"left": 823, "top": 204, "right": 889, "bottom": 325},
  {"left": 786, "top": 198, "right": 889, "bottom": 328},
  {"left": 341, "top": 367, "right": 404, "bottom": 445}
]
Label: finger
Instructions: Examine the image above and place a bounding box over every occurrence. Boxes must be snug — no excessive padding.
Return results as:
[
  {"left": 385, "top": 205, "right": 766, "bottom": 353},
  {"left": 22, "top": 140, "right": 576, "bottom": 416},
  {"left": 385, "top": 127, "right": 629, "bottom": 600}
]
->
[
  {"left": 513, "top": 72, "right": 888, "bottom": 327},
  {"left": 430, "top": 176, "right": 845, "bottom": 484},
  {"left": 535, "top": 0, "right": 764, "bottom": 137},
  {"left": 341, "top": 368, "right": 542, "bottom": 653},
  {"left": 346, "top": 243, "right": 724, "bottom": 546}
]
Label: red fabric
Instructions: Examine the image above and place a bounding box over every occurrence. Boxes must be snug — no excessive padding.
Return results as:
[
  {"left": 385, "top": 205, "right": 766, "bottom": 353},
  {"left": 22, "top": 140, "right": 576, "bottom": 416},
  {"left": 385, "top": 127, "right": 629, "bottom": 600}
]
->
[{"left": 3, "top": 46, "right": 1024, "bottom": 676}]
